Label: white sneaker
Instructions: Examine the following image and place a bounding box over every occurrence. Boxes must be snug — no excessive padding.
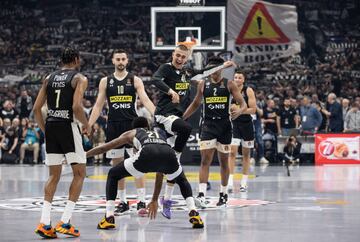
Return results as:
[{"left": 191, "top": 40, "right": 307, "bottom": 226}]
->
[
  {"left": 250, "top": 158, "right": 255, "bottom": 164},
  {"left": 260, "top": 157, "right": 269, "bottom": 164},
  {"left": 195, "top": 195, "right": 208, "bottom": 208}
]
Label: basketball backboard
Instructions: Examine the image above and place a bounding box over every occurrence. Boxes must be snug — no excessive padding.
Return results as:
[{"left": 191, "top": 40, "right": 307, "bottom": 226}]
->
[{"left": 151, "top": 6, "right": 225, "bottom": 51}]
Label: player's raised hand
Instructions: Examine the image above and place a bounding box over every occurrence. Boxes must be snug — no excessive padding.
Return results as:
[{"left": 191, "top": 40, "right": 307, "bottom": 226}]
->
[{"left": 223, "top": 60, "right": 237, "bottom": 68}]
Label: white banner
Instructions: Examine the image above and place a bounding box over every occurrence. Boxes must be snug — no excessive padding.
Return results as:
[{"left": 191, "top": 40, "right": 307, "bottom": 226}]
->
[{"left": 227, "top": 0, "right": 301, "bottom": 66}]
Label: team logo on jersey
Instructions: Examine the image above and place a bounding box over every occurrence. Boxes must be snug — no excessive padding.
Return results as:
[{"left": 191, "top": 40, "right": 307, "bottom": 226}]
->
[
  {"left": 109, "top": 78, "right": 114, "bottom": 87},
  {"left": 175, "top": 83, "right": 189, "bottom": 90},
  {"left": 205, "top": 96, "right": 228, "bottom": 103},
  {"left": 220, "top": 81, "right": 225, "bottom": 88},
  {"left": 109, "top": 95, "right": 133, "bottom": 103},
  {"left": 175, "top": 70, "right": 180, "bottom": 75},
  {"left": 0, "top": 195, "right": 273, "bottom": 214},
  {"left": 205, "top": 81, "right": 211, "bottom": 88},
  {"left": 126, "top": 78, "right": 132, "bottom": 86}
]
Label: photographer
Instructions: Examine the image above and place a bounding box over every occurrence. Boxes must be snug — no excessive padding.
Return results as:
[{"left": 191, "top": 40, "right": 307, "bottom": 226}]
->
[
  {"left": 282, "top": 135, "right": 302, "bottom": 164},
  {"left": 19, "top": 119, "right": 40, "bottom": 164}
]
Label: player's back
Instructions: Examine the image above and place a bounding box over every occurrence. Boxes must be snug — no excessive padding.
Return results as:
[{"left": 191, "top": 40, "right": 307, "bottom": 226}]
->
[{"left": 46, "top": 69, "right": 78, "bottom": 122}]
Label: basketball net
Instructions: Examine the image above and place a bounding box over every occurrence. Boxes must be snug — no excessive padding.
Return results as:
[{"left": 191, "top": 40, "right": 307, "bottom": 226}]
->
[{"left": 176, "top": 36, "right": 197, "bottom": 57}]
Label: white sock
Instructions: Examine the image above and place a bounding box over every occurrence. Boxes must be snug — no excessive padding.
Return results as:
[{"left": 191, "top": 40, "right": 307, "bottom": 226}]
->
[
  {"left": 119, "top": 189, "right": 127, "bottom": 203},
  {"left": 241, "top": 174, "right": 248, "bottom": 187},
  {"left": 220, "top": 185, "right": 228, "bottom": 195},
  {"left": 164, "top": 184, "right": 175, "bottom": 200},
  {"left": 185, "top": 197, "right": 196, "bottom": 211},
  {"left": 137, "top": 188, "right": 146, "bottom": 203},
  {"left": 228, "top": 174, "right": 234, "bottom": 187},
  {"left": 40, "top": 200, "right": 51, "bottom": 225},
  {"left": 198, "top": 183, "right": 207, "bottom": 196},
  {"left": 106, "top": 200, "right": 115, "bottom": 217},
  {"left": 61, "top": 200, "right": 75, "bottom": 223}
]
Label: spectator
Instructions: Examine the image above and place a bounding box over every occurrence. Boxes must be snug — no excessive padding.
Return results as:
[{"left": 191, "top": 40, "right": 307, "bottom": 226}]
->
[
  {"left": 324, "top": 93, "right": 343, "bottom": 132},
  {"left": 314, "top": 101, "right": 328, "bottom": 133},
  {"left": 281, "top": 135, "right": 301, "bottom": 164},
  {"left": 16, "top": 90, "right": 33, "bottom": 119},
  {"left": 299, "top": 96, "right": 322, "bottom": 133},
  {"left": 90, "top": 122, "right": 105, "bottom": 164},
  {"left": 0, "top": 100, "right": 18, "bottom": 121},
  {"left": 19, "top": 118, "right": 29, "bottom": 144},
  {"left": 344, "top": 101, "right": 360, "bottom": 132},
  {"left": 0, "top": 126, "right": 19, "bottom": 163},
  {"left": 19, "top": 120, "right": 40, "bottom": 164},
  {"left": 262, "top": 99, "right": 279, "bottom": 135},
  {"left": 341, "top": 98, "right": 350, "bottom": 121},
  {"left": 3, "top": 118, "right": 11, "bottom": 130},
  {"left": 277, "top": 97, "right": 299, "bottom": 136},
  {"left": 83, "top": 99, "right": 93, "bottom": 119}
]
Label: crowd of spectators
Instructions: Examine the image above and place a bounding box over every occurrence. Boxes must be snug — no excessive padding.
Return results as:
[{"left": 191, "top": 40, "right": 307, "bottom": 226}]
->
[{"left": 0, "top": 0, "right": 359, "bottom": 164}]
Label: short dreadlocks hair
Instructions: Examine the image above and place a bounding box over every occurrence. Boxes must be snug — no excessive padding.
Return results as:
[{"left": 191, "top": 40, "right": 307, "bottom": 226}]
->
[{"left": 61, "top": 47, "right": 80, "bottom": 65}]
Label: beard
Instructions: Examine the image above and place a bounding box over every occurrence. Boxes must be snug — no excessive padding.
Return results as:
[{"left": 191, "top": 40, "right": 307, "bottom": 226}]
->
[{"left": 116, "top": 65, "right": 126, "bottom": 71}]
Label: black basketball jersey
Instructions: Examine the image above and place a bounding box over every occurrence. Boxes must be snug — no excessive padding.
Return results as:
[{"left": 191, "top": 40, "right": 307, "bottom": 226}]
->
[
  {"left": 106, "top": 73, "right": 138, "bottom": 121},
  {"left": 133, "top": 128, "right": 169, "bottom": 150},
  {"left": 202, "top": 78, "right": 231, "bottom": 120},
  {"left": 233, "top": 84, "right": 252, "bottom": 123},
  {"left": 46, "top": 69, "right": 78, "bottom": 122},
  {"left": 153, "top": 63, "right": 191, "bottom": 116}
]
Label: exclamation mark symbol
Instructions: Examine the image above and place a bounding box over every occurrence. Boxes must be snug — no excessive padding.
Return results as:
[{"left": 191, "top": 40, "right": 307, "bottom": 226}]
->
[{"left": 257, "top": 16, "right": 263, "bottom": 35}]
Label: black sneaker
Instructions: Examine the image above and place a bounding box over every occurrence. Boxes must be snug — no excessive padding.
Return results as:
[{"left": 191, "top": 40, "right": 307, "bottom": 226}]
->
[
  {"left": 216, "top": 193, "right": 228, "bottom": 207},
  {"left": 114, "top": 201, "right": 129, "bottom": 215},
  {"left": 137, "top": 201, "right": 148, "bottom": 217}
]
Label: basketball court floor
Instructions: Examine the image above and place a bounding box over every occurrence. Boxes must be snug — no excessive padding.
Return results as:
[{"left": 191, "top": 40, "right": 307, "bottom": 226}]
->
[{"left": 0, "top": 163, "right": 359, "bottom": 242}]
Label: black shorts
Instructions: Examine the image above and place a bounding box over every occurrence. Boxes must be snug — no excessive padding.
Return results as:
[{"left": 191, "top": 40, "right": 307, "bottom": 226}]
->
[
  {"left": 106, "top": 120, "right": 133, "bottom": 147},
  {"left": 45, "top": 121, "right": 86, "bottom": 165},
  {"left": 231, "top": 120, "right": 255, "bottom": 147},
  {"left": 124, "top": 144, "right": 182, "bottom": 180},
  {"left": 200, "top": 119, "right": 232, "bottom": 144}
]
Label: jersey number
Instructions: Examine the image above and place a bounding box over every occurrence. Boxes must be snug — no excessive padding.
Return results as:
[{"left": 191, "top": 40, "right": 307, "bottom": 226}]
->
[
  {"left": 55, "top": 89, "right": 61, "bottom": 108},
  {"left": 213, "top": 88, "right": 217, "bottom": 96},
  {"left": 147, "top": 131, "right": 159, "bottom": 139},
  {"left": 118, "top": 85, "right": 124, "bottom": 94}
]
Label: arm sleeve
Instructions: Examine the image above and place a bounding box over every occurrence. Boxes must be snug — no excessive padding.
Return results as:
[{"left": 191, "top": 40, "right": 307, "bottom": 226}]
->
[{"left": 152, "top": 64, "right": 171, "bottom": 94}]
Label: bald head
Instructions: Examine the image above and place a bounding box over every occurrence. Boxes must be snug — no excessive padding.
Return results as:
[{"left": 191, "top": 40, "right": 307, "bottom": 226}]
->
[{"left": 327, "top": 93, "right": 337, "bottom": 104}]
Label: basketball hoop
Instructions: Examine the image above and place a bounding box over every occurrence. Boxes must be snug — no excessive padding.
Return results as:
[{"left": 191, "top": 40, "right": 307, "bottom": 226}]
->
[{"left": 177, "top": 37, "right": 197, "bottom": 55}]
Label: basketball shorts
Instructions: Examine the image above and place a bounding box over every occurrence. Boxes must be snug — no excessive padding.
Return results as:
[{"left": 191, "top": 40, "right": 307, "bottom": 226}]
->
[
  {"left": 124, "top": 144, "right": 182, "bottom": 180},
  {"left": 199, "top": 119, "right": 232, "bottom": 153},
  {"left": 45, "top": 121, "right": 86, "bottom": 166},
  {"left": 231, "top": 120, "right": 255, "bottom": 148},
  {"left": 105, "top": 120, "right": 134, "bottom": 159}
]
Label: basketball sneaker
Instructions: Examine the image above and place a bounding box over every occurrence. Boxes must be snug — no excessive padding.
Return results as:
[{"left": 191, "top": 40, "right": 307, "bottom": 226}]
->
[
  {"left": 35, "top": 223, "right": 57, "bottom": 239},
  {"left": 194, "top": 193, "right": 207, "bottom": 208},
  {"left": 137, "top": 201, "right": 148, "bottom": 217},
  {"left": 114, "top": 201, "right": 130, "bottom": 215},
  {"left": 239, "top": 185, "right": 248, "bottom": 192},
  {"left": 160, "top": 197, "right": 174, "bottom": 219},
  {"left": 55, "top": 221, "right": 80, "bottom": 237},
  {"left": 97, "top": 215, "right": 116, "bottom": 230},
  {"left": 216, "top": 193, "right": 228, "bottom": 207},
  {"left": 189, "top": 210, "right": 204, "bottom": 229}
]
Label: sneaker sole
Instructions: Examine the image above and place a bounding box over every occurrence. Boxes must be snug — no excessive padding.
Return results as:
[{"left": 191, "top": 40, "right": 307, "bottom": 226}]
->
[
  {"left": 35, "top": 230, "right": 57, "bottom": 239},
  {"left": 161, "top": 211, "right": 171, "bottom": 219},
  {"left": 97, "top": 224, "right": 115, "bottom": 230},
  {"left": 194, "top": 199, "right": 207, "bottom": 209}
]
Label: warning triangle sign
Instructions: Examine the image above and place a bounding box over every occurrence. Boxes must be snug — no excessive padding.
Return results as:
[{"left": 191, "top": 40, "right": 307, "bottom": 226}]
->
[{"left": 236, "top": 2, "right": 290, "bottom": 45}]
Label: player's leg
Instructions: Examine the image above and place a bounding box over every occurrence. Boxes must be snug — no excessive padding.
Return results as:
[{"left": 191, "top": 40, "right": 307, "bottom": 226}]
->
[
  {"left": 239, "top": 121, "right": 255, "bottom": 192},
  {"left": 35, "top": 164, "right": 62, "bottom": 239},
  {"left": 54, "top": 122, "right": 87, "bottom": 237},
  {"left": 98, "top": 161, "right": 132, "bottom": 230},
  {"left": 195, "top": 144, "right": 216, "bottom": 208},
  {"left": 171, "top": 171, "right": 204, "bottom": 229},
  {"left": 216, "top": 149, "right": 230, "bottom": 207},
  {"left": 228, "top": 144, "right": 239, "bottom": 193}
]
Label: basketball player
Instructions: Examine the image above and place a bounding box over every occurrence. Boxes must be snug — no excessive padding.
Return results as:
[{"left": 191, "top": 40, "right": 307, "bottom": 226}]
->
[
  {"left": 228, "top": 70, "right": 256, "bottom": 193},
  {"left": 152, "top": 45, "right": 234, "bottom": 218},
  {"left": 183, "top": 57, "right": 246, "bottom": 207},
  {"left": 33, "top": 47, "right": 89, "bottom": 238},
  {"left": 86, "top": 117, "right": 204, "bottom": 229},
  {"left": 88, "top": 49, "right": 155, "bottom": 215}
]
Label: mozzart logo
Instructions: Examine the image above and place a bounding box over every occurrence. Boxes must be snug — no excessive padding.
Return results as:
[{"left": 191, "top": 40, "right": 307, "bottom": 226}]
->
[{"left": 0, "top": 195, "right": 273, "bottom": 213}]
